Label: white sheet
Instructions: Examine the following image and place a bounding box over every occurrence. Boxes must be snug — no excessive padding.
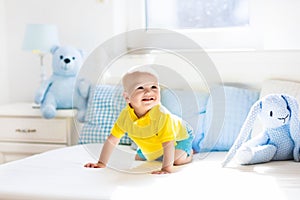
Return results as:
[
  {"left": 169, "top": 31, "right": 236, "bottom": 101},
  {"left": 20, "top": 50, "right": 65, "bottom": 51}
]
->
[{"left": 0, "top": 143, "right": 300, "bottom": 200}]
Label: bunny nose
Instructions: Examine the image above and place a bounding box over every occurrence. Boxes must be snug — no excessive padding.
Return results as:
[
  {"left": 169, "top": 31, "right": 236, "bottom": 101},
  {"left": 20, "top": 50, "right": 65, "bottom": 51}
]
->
[{"left": 64, "top": 58, "right": 71, "bottom": 64}]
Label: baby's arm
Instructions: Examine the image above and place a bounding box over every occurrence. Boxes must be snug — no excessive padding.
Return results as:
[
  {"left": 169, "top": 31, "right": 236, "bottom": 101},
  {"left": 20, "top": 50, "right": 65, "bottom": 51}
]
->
[
  {"left": 152, "top": 140, "right": 175, "bottom": 174},
  {"left": 84, "top": 134, "right": 120, "bottom": 168}
]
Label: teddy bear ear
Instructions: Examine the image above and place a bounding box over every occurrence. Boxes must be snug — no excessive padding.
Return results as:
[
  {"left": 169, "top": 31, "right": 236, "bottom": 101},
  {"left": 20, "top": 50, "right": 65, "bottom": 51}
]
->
[
  {"left": 78, "top": 49, "right": 87, "bottom": 59},
  {"left": 50, "top": 45, "right": 60, "bottom": 54}
]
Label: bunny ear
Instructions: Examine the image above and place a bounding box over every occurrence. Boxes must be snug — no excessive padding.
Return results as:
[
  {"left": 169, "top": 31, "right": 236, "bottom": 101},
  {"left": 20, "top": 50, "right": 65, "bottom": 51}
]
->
[
  {"left": 281, "top": 94, "right": 300, "bottom": 161},
  {"left": 222, "top": 99, "right": 262, "bottom": 167}
]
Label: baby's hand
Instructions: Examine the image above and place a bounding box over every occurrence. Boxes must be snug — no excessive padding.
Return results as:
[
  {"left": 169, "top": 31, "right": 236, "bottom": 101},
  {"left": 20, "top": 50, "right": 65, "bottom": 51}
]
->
[
  {"left": 151, "top": 166, "right": 172, "bottom": 174},
  {"left": 84, "top": 162, "right": 106, "bottom": 168}
]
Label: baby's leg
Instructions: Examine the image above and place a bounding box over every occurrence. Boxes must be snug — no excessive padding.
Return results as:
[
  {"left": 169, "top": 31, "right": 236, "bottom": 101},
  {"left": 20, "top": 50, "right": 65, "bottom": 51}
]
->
[
  {"left": 174, "top": 149, "right": 193, "bottom": 165},
  {"left": 135, "top": 148, "right": 146, "bottom": 161},
  {"left": 174, "top": 126, "right": 194, "bottom": 165},
  {"left": 41, "top": 92, "right": 57, "bottom": 119},
  {"left": 135, "top": 154, "right": 146, "bottom": 161}
]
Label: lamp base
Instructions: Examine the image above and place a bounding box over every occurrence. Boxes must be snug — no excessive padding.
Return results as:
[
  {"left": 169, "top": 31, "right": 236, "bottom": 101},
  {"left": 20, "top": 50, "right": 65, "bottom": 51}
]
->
[{"left": 39, "top": 54, "right": 47, "bottom": 83}]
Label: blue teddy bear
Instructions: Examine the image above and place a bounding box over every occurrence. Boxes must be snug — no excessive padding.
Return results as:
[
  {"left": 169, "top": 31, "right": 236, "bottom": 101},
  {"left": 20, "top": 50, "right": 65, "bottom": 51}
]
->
[{"left": 34, "top": 45, "right": 90, "bottom": 122}]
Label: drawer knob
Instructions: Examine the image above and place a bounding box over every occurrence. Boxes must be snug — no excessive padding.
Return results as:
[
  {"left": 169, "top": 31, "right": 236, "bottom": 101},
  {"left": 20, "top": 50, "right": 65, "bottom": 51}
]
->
[{"left": 15, "top": 129, "right": 37, "bottom": 133}]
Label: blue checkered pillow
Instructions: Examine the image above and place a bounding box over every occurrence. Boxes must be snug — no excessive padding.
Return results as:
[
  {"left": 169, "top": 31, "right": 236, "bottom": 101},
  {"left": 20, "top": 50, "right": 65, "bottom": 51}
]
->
[{"left": 79, "top": 85, "right": 131, "bottom": 145}]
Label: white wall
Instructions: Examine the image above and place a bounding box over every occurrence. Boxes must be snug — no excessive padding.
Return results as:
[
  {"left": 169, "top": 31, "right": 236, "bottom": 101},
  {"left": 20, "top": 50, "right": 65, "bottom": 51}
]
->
[
  {"left": 0, "top": 0, "right": 9, "bottom": 104},
  {"left": 95, "top": 50, "right": 300, "bottom": 92},
  {"left": 1, "top": 0, "right": 300, "bottom": 104},
  {"left": 260, "top": 0, "right": 300, "bottom": 50},
  {"left": 209, "top": 50, "right": 300, "bottom": 88},
  {"left": 1, "top": 0, "right": 123, "bottom": 104}
]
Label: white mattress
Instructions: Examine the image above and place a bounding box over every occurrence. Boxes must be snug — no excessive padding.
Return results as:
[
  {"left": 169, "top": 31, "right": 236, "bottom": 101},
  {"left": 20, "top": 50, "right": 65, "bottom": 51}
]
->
[{"left": 0, "top": 143, "right": 300, "bottom": 200}]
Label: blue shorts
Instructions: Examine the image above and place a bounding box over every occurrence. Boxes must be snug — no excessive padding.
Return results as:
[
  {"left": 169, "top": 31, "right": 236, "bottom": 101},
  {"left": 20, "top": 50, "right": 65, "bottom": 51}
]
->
[{"left": 137, "top": 124, "right": 194, "bottom": 160}]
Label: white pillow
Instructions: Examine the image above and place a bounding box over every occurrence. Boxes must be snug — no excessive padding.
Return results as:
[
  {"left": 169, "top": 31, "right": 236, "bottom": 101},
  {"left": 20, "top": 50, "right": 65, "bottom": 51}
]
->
[{"left": 260, "top": 79, "right": 300, "bottom": 103}]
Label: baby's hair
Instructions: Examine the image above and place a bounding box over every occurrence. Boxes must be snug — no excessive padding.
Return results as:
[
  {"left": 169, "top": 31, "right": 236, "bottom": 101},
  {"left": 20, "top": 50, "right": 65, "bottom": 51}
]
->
[
  {"left": 121, "top": 65, "right": 160, "bottom": 94},
  {"left": 124, "top": 65, "right": 159, "bottom": 80}
]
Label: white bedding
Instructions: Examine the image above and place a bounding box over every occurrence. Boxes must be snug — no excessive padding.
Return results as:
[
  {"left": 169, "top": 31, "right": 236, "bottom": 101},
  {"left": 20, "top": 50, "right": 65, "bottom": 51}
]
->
[{"left": 0, "top": 143, "right": 300, "bottom": 200}]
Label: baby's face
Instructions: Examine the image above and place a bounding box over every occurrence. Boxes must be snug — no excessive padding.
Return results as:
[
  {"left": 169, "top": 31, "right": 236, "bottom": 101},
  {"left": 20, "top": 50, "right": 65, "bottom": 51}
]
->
[
  {"left": 123, "top": 72, "right": 160, "bottom": 117},
  {"left": 128, "top": 82, "right": 160, "bottom": 111}
]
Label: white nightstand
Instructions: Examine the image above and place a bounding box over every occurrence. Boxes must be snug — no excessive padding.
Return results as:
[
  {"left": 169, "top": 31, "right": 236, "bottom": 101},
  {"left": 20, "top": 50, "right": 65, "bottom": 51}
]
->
[{"left": 0, "top": 102, "right": 81, "bottom": 164}]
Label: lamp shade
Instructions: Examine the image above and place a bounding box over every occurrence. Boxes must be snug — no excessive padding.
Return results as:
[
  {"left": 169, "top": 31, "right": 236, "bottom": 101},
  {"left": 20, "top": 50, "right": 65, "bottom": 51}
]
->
[{"left": 22, "top": 24, "right": 60, "bottom": 54}]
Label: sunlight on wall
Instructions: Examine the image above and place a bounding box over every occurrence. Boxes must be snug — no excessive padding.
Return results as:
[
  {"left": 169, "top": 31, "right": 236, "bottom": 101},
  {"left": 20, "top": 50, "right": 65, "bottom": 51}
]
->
[{"left": 0, "top": 0, "right": 9, "bottom": 104}]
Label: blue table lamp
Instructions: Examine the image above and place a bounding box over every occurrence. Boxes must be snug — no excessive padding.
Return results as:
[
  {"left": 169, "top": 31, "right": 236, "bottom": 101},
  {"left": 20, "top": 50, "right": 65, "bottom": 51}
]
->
[{"left": 22, "top": 24, "right": 60, "bottom": 83}]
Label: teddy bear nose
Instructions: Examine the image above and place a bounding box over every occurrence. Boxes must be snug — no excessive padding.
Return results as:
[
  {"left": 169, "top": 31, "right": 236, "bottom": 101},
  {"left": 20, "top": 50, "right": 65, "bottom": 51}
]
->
[{"left": 64, "top": 58, "right": 71, "bottom": 64}]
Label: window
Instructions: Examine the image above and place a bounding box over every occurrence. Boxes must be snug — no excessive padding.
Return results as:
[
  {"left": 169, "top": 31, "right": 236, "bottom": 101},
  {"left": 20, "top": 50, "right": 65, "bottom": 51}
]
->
[
  {"left": 124, "top": 1, "right": 300, "bottom": 51},
  {"left": 145, "top": 0, "right": 249, "bottom": 29},
  {"left": 126, "top": 0, "right": 261, "bottom": 50}
]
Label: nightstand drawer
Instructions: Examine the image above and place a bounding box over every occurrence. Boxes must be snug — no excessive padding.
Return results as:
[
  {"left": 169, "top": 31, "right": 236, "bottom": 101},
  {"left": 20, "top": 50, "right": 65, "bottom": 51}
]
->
[
  {"left": 0, "top": 117, "right": 68, "bottom": 143},
  {"left": 0, "top": 142, "right": 66, "bottom": 164}
]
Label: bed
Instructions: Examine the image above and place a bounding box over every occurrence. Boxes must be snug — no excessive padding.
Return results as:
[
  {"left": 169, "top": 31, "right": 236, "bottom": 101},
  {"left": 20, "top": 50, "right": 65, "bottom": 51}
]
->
[
  {"left": 1, "top": 79, "right": 300, "bottom": 200},
  {"left": 0, "top": 143, "right": 300, "bottom": 200}
]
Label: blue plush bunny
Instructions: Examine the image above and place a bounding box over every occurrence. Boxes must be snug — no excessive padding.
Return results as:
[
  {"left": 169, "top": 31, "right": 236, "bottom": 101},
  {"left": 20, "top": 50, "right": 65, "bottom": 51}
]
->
[
  {"left": 222, "top": 94, "right": 300, "bottom": 167},
  {"left": 34, "top": 45, "right": 90, "bottom": 122}
]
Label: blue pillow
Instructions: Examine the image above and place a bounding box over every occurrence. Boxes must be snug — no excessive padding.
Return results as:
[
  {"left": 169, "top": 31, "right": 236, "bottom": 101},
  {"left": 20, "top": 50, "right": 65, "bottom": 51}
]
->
[
  {"left": 79, "top": 85, "right": 131, "bottom": 145},
  {"left": 160, "top": 88, "right": 209, "bottom": 141},
  {"left": 161, "top": 88, "right": 208, "bottom": 117},
  {"left": 193, "top": 85, "right": 259, "bottom": 152}
]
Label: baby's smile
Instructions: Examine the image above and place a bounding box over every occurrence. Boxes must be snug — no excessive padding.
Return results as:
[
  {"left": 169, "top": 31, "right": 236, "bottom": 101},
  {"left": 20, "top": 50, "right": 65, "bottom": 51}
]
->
[{"left": 142, "top": 97, "right": 155, "bottom": 101}]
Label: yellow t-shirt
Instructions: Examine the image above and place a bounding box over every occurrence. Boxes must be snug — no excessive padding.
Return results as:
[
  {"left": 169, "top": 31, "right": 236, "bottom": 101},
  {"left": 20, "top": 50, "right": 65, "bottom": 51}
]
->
[{"left": 111, "top": 104, "right": 189, "bottom": 160}]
